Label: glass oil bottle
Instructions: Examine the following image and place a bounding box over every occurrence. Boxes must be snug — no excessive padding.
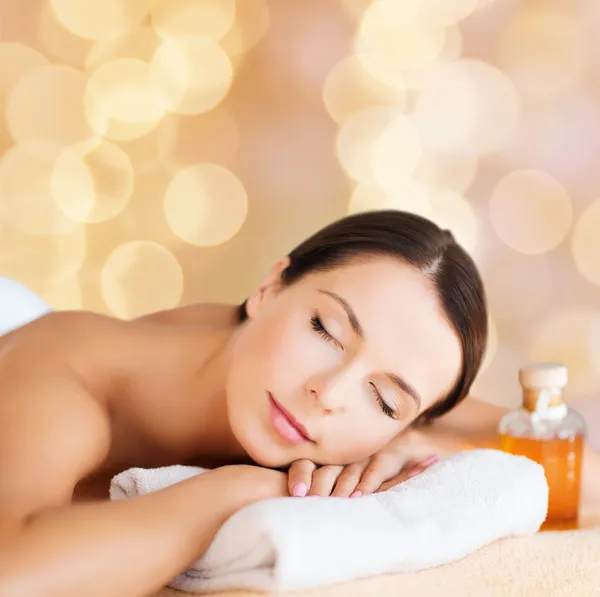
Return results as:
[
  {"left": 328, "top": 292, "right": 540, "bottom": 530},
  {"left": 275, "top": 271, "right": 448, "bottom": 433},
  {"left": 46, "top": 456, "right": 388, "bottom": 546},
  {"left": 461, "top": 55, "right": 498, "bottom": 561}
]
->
[{"left": 499, "top": 362, "right": 586, "bottom": 530}]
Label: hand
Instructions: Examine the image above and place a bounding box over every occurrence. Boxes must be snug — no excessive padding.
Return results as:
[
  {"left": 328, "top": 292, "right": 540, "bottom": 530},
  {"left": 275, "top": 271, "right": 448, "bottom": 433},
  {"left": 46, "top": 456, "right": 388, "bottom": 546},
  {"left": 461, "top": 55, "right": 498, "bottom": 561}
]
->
[
  {"left": 287, "top": 453, "right": 439, "bottom": 498},
  {"left": 286, "top": 426, "right": 470, "bottom": 498}
]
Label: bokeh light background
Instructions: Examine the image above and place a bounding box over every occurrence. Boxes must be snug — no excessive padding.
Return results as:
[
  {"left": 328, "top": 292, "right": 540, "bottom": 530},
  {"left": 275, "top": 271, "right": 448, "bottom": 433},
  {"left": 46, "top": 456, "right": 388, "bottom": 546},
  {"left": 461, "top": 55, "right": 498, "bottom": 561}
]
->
[{"left": 1, "top": 0, "right": 600, "bottom": 439}]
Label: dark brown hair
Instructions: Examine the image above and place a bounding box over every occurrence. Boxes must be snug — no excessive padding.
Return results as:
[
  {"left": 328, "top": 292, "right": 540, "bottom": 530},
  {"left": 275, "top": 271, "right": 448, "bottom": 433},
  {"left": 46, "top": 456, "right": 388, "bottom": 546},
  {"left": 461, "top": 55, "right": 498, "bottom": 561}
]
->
[{"left": 238, "top": 210, "right": 488, "bottom": 426}]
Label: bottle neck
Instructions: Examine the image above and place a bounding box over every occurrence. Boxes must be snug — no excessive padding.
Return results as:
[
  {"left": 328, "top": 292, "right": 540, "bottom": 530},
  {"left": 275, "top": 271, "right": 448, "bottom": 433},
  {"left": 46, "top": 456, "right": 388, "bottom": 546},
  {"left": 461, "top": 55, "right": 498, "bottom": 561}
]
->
[{"left": 522, "top": 387, "right": 568, "bottom": 420}]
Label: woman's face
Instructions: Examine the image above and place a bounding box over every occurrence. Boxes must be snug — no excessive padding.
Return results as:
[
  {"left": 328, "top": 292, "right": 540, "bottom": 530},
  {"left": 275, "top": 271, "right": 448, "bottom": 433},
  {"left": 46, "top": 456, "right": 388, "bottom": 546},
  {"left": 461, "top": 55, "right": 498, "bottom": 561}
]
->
[{"left": 226, "top": 256, "right": 462, "bottom": 468}]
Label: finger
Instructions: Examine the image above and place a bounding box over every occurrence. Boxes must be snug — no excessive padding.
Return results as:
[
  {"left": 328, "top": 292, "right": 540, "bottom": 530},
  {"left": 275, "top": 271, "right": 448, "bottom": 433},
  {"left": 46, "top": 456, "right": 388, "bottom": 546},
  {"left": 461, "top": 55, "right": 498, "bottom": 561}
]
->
[
  {"left": 331, "top": 462, "right": 367, "bottom": 498},
  {"left": 355, "top": 453, "right": 407, "bottom": 495},
  {"left": 408, "top": 454, "right": 439, "bottom": 476},
  {"left": 287, "top": 459, "right": 317, "bottom": 497},
  {"left": 403, "top": 455, "right": 439, "bottom": 481},
  {"left": 377, "top": 455, "right": 440, "bottom": 492},
  {"left": 307, "top": 465, "right": 344, "bottom": 497}
]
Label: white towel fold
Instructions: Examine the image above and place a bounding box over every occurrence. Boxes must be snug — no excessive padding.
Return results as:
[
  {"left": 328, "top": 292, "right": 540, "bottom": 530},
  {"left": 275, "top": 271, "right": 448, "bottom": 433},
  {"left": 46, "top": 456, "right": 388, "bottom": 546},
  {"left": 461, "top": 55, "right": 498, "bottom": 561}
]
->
[{"left": 110, "top": 449, "right": 549, "bottom": 594}]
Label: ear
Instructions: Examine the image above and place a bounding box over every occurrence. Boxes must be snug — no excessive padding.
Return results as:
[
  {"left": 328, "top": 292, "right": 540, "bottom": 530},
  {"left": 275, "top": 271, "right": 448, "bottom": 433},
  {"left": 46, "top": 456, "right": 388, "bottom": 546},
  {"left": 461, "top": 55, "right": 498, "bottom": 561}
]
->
[{"left": 245, "top": 256, "right": 291, "bottom": 320}]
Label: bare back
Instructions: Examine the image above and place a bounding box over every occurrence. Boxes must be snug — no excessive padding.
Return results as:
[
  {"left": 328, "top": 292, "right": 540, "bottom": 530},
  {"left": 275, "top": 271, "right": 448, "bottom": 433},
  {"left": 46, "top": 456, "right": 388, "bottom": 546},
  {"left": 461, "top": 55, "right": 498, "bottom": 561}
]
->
[{"left": 0, "top": 304, "right": 240, "bottom": 519}]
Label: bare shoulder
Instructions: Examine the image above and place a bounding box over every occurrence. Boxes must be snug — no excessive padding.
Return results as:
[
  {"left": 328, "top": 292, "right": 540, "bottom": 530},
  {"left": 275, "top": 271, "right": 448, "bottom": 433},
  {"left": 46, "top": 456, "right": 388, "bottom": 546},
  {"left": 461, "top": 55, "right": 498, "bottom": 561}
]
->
[
  {"left": 137, "top": 304, "right": 208, "bottom": 324},
  {"left": 0, "top": 311, "right": 135, "bottom": 521},
  {"left": 137, "top": 302, "right": 239, "bottom": 328},
  {"left": 429, "top": 396, "right": 508, "bottom": 437},
  {"left": 0, "top": 310, "right": 199, "bottom": 519},
  {"left": 2, "top": 311, "right": 144, "bottom": 394}
]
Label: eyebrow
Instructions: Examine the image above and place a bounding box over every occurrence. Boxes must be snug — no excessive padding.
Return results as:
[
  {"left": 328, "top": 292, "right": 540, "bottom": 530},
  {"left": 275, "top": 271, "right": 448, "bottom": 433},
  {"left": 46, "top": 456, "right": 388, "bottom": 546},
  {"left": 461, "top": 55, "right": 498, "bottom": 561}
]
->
[{"left": 317, "top": 289, "right": 423, "bottom": 412}]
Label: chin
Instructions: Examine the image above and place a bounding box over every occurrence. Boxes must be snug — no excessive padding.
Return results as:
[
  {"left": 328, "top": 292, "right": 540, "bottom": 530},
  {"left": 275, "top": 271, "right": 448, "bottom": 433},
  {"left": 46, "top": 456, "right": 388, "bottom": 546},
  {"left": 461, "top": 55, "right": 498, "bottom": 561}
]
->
[
  {"left": 237, "top": 433, "right": 294, "bottom": 468},
  {"left": 227, "top": 415, "right": 289, "bottom": 469}
]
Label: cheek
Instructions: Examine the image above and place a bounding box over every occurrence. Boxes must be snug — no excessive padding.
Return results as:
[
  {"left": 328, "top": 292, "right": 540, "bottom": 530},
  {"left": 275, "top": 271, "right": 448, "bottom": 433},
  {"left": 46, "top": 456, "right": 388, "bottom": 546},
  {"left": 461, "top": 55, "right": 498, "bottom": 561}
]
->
[
  {"left": 230, "top": 314, "right": 302, "bottom": 388},
  {"left": 237, "top": 313, "right": 329, "bottom": 383}
]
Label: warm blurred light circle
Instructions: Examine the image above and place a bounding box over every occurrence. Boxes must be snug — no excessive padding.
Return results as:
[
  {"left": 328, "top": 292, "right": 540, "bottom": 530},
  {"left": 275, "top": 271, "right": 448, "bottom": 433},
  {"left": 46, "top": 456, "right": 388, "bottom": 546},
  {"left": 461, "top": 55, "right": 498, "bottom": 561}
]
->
[
  {"left": 413, "top": 149, "right": 477, "bottom": 193},
  {"left": 348, "top": 181, "right": 432, "bottom": 218},
  {"left": 0, "top": 224, "right": 87, "bottom": 290},
  {"left": 501, "top": 94, "right": 600, "bottom": 191},
  {"left": 6, "top": 64, "right": 92, "bottom": 145},
  {"left": 419, "top": 0, "right": 478, "bottom": 26},
  {"left": 428, "top": 187, "right": 478, "bottom": 252},
  {"left": 414, "top": 59, "right": 519, "bottom": 155},
  {"left": 499, "top": 8, "right": 584, "bottom": 102},
  {"left": 50, "top": 0, "right": 150, "bottom": 40},
  {"left": 219, "top": 0, "right": 270, "bottom": 56},
  {"left": 0, "top": 142, "right": 79, "bottom": 236},
  {"left": 85, "top": 26, "right": 162, "bottom": 71},
  {"left": 356, "top": 0, "right": 447, "bottom": 87},
  {"left": 84, "top": 58, "right": 167, "bottom": 141},
  {"left": 149, "top": 36, "right": 233, "bottom": 115},
  {"left": 157, "top": 108, "right": 240, "bottom": 169},
  {"left": 572, "top": 200, "right": 600, "bottom": 286},
  {"left": 101, "top": 241, "right": 184, "bottom": 318},
  {"left": 340, "top": 0, "right": 373, "bottom": 19},
  {"left": 371, "top": 115, "right": 422, "bottom": 193},
  {"left": 489, "top": 169, "right": 572, "bottom": 254},
  {"left": 151, "top": 0, "right": 236, "bottom": 41},
  {"left": 530, "top": 308, "right": 600, "bottom": 397},
  {"left": 336, "top": 106, "right": 399, "bottom": 184},
  {"left": 37, "top": 1, "right": 92, "bottom": 69},
  {"left": 52, "top": 138, "right": 135, "bottom": 224},
  {"left": 43, "top": 277, "right": 82, "bottom": 310},
  {"left": 0, "top": 43, "right": 49, "bottom": 104},
  {"left": 164, "top": 163, "right": 248, "bottom": 246},
  {"left": 401, "top": 24, "right": 463, "bottom": 91},
  {"left": 322, "top": 54, "right": 407, "bottom": 124},
  {"left": 484, "top": 253, "right": 553, "bottom": 321}
]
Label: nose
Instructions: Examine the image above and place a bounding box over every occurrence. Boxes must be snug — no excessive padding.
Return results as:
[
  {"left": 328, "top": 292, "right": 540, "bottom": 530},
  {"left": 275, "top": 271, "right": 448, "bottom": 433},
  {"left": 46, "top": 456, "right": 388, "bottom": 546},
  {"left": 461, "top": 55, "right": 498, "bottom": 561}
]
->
[
  {"left": 306, "top": 372, "right": 348, "bottom": 415},
  {"left": 307, "top": 387, "right": 333, "bottom": 415}
]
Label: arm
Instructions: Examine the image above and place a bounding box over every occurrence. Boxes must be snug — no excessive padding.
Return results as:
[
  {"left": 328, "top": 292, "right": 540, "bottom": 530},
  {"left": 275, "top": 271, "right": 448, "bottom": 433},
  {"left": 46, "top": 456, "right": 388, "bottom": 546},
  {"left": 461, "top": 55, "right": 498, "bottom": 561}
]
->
[
  {"left": 1, "top": 467, "right": 285, "bottom": 597},
  {"left": 0, "top": 312, "right": 287, "bottom": 597}
]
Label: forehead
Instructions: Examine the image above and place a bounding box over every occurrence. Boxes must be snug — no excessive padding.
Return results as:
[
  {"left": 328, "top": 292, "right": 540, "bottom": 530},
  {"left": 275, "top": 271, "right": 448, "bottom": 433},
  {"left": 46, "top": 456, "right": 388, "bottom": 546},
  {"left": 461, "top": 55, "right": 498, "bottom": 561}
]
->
[{"left": 297, "top": 257, "right": 463, "bottom": 410}]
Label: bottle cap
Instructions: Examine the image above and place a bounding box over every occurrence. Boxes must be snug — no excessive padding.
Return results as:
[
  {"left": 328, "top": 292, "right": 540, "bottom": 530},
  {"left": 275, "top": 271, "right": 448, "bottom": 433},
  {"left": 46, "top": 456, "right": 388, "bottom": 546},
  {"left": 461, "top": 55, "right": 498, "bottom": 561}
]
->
[
  {"left": 519, "top": 362, "right": 568, "bottom": 390},
  {"left": 519, "top": 362, "right": 568, "bottom": 416}
]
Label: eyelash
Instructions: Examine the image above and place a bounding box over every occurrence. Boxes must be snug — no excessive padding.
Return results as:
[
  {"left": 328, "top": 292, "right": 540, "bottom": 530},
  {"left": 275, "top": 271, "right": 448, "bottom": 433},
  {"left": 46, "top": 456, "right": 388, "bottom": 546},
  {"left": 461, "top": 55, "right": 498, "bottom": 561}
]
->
[
  {"left": 310, "top": 314, "right": 397, "bottom": 420},
  {"left": 371, "top": 384, "right": 396, "bottom": 419},
  {"left": 310, "top": 315, "right": 339, "bottom": 345}
]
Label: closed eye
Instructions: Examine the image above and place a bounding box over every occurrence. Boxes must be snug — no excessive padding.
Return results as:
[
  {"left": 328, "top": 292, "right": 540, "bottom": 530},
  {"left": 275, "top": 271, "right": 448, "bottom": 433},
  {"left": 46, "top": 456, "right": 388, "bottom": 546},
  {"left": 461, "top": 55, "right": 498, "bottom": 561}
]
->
[
  {"left": 371, "top": 383, "right": 397, "bottom": 419},
  {"left": 310, "top": 314, "right": 343, "bottom": 349}
]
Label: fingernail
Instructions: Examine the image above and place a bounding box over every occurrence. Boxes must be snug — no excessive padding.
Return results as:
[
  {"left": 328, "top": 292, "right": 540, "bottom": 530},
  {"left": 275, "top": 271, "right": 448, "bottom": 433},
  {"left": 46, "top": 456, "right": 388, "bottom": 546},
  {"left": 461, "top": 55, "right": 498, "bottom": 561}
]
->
[
  {"left": 407, "top": 470, "right": 420, "bottom": 478},
  {"left": 419, "top": 455, "right": 439, "bottom": 467},
  {"left": 350, "top": 491, "right": 363, "bottom": 498},
  {"left": 292, "top": 483, "right": 308, "bottom": 497}
]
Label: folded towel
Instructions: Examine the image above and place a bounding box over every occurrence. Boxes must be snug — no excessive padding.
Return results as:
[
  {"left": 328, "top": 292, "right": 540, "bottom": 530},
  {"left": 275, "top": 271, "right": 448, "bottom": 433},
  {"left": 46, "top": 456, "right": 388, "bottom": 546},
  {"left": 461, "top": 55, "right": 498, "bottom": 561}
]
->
[{"left": 110, "top": 449, "right": 549, "bottom": 594}]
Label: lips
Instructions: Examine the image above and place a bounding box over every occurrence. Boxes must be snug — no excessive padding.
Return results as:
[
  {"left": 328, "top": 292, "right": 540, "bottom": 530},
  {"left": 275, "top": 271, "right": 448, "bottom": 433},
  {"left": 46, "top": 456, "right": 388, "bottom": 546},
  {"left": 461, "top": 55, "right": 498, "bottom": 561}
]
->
[{"left": 268, "top": 393, "right": 314, "bottom": 445}]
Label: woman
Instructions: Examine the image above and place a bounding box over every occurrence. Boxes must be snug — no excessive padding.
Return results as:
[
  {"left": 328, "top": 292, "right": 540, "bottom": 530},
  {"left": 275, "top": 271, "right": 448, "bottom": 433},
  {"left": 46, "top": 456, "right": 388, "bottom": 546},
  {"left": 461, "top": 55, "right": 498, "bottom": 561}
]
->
[{"left": 0, "top": 210, "right": 488, "bottom": 597}]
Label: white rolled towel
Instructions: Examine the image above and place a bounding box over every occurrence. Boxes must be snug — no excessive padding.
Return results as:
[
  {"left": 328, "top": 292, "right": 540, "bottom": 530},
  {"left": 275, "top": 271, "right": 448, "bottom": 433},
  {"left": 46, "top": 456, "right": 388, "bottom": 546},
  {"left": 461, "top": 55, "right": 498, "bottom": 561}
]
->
[{"left": 111, "top": 449, "right": 549, "bottom": 594}]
